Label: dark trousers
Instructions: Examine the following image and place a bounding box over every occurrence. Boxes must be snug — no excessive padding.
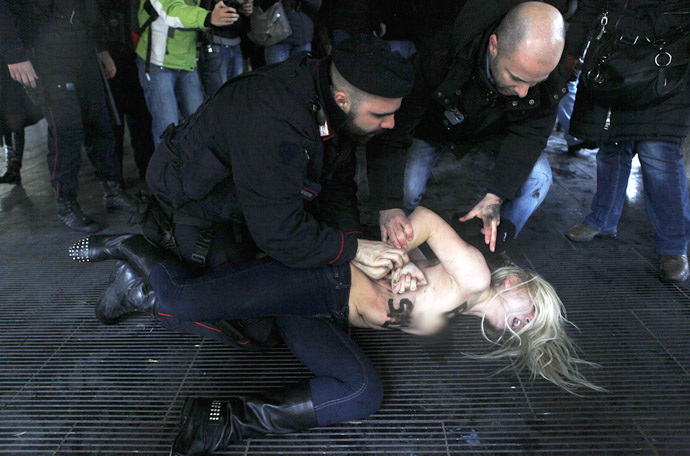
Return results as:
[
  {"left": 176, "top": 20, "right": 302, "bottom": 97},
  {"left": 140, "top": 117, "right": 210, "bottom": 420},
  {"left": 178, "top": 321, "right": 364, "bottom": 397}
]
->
[
  {"left": 108, "top": 44, "right": 154, "bottom": 181},
  {"left": 150, "top": 259, "right": 383, "bottom": 426},
  {"left": 33, "top": 32, "right": 120, "bottom": 200}
]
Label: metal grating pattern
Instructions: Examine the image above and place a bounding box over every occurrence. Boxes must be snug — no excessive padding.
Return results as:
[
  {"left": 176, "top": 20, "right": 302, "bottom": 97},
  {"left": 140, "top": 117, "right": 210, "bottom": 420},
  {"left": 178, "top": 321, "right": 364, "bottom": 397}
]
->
[{"left": 1, "top": 125, "right": 690, "bottom": 455}]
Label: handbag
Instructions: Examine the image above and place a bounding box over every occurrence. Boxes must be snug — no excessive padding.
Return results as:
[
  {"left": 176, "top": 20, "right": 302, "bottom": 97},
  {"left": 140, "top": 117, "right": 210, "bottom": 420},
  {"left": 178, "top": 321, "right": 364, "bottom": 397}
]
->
[
  {"left": 581, "top": 10, "right": 690, "bottom": 109},
  {"left": 247, "top": 1, "right": 292, "bottom": 47}
]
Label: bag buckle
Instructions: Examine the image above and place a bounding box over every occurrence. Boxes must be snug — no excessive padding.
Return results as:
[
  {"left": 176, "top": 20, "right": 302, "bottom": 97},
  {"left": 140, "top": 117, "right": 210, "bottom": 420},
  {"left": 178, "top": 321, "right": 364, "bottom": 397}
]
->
[{"left": 618, "top": 34, "right": 639, "bottom": 45}]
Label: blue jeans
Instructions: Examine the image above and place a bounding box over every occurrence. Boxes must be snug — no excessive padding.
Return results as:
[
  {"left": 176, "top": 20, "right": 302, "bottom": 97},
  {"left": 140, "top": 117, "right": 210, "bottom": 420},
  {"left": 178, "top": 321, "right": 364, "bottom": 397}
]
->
[
  {"left": 264, "top": 41, "right": 311, "bottom": 65},
  {"left": 136, "top": 58, "right": 204, "bottom": 147},
  {"left": 150, "top": 260, "right": 382, "bottom": 426},
  {"left": 557, "top": 78, "right": 581, "bottom": 147},
  {"left": 403, "top": 139, "right": 553, "bottom": 234},
  {"left": 584, "top": 140, "right": 690, "bottom": 255},
  {"left": 200, "top": 44, "right": 244, "bottom": 98}
]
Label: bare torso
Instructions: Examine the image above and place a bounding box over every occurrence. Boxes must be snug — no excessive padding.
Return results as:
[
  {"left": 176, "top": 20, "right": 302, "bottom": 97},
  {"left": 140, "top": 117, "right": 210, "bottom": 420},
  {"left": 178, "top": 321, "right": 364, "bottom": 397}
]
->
[{"left": 348, "top": 258, "right": 470, "bottom": 335}]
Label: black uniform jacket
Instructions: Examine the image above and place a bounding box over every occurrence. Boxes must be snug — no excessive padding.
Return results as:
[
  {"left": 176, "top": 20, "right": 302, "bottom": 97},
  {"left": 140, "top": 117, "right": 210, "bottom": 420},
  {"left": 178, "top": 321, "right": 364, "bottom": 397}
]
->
[
  {"left": 382, "top": 0, "right": 568, "bottom": 202},
  {"left": 146, "top": 53, "right": 362, "bottom": 268},
  {"left": 567, "top": 0, "right": 690, "bottom": 144}
]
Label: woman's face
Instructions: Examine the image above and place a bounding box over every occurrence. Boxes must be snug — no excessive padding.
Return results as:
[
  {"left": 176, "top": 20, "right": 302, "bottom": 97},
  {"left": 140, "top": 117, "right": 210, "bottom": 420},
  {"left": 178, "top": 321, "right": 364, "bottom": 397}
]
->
[{"left": 490, "top": 279, "right": 534, "bottom": 331}]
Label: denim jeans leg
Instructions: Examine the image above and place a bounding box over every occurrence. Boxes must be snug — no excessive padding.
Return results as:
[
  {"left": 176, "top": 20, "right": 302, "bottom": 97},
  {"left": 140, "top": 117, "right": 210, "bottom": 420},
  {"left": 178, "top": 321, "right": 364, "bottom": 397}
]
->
[
  {"left": 585, "top": 141, "right": 635, "bottom": 232},
  {"left": 137, "top": 58, "right": 179, "bottom": 148},
  {"left": 403, "top": 139, "right": 444, "bottom": 214},
  {"left": 502, "top": 152, "right": 553, "bottom": 234},
  {"left": 200, "top": 45, "right": 225, "bottom": 98},
  {"left": 557, "top": 77, "right": 581, "bottom": 146},
  {"left": 175, "top": 68, "right": 204, "bottom": 118},
  {"left": 228, "top": 44, "right": 244, "bottom": 79},
  {"left": 636, "top": 141, "right": 690, "bottom": 254},
  {"left": 275, "top": 316, "right": 383, "bottom": 426}
]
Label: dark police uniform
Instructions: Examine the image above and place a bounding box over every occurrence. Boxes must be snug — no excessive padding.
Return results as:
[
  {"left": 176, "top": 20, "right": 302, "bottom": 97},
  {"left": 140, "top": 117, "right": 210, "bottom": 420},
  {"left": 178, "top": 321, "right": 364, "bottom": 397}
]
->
[
  {"left": 0, "top": 0, "right": 121, "bottom": 201},
  {"left": 145, "top": 52, "right": 362, "bottom": 270}
]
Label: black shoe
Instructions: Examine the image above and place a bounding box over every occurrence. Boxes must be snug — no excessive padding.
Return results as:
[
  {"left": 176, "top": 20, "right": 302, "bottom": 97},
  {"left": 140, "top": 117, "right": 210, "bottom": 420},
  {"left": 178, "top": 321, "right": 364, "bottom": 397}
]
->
[
  {"left": 57, "top": 198, "right": 101, "bottom": 233},
  {"left": 0, "top": 131, "right": 24, "bottom": 185},
  {"left": 0, "top": 167, "right": 21, "bottom": 185},
  {"left": 101, "top": 181, "right": 139, "bottom": 213},
  {"left": 660, "top": 255, "right": 689, "bottom": 283},
  {"left": 95, "top": 261, "right": 156, "bottom": 324},
  {"left": 171, "top": 383, "right": 318, "bottom": 456},
  {"left": 68, "top": 234, "right": 171, "bottom": 281},
  {"left": 567, "top": 140, "right": 598, "bottom": 155}
]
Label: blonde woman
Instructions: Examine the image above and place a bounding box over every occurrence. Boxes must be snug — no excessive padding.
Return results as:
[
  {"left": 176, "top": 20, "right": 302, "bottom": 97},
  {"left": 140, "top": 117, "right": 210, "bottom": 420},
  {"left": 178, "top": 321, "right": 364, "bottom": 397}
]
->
[{"left": 70, "top": 206, "right": 600, "bottom": 455}]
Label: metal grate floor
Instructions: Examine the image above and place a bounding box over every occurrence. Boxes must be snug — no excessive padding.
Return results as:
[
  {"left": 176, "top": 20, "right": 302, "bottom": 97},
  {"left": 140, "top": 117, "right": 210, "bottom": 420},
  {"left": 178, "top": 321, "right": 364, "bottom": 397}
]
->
[{"left": 1, "top": 122, "right": 689, "bottom": 455}]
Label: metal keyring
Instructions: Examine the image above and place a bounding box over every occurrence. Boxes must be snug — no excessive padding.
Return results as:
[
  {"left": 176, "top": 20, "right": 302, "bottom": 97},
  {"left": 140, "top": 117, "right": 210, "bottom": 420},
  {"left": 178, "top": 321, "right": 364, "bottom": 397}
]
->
[{"left": 655, "top": 51, "right": 672, "bottom": 67}]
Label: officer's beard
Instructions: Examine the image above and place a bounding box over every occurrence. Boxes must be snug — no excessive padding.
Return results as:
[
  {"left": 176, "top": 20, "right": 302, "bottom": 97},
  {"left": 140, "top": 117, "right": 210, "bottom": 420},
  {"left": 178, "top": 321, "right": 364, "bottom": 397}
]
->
[{"left": 341, "top": 111, "right": 384, "bottom": 145}]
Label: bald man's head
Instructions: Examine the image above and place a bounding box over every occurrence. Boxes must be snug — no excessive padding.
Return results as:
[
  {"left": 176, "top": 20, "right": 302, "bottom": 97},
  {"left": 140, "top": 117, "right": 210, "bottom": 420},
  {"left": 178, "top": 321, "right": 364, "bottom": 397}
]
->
[
  {"left": 495, "top": 2, "right": 565, "bottom": 64},
  {"left": 488, "top": 2, "right": 565, "bottom": 98}
]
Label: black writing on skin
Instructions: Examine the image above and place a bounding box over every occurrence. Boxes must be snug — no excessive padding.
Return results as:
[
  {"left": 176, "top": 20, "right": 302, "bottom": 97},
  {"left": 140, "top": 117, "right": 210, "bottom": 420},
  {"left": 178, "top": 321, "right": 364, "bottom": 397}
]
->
[
  {"left": 382, "top": 298, "right": 414, "bottom": 328},
  {"left": 442, "top": 302, "right": 467, "bottom": 320}
]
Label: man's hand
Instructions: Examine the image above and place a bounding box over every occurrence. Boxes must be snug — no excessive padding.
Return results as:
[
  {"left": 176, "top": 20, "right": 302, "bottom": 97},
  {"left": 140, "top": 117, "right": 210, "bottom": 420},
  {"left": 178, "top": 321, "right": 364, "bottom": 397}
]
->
[
  {"left": 98, "top": 51, "right": 117, "bottom": 79},
  {"left": 391, "top": 262, "right": 427, "bottom": 294},
  {"left": 379, "top": 208, "right": 414, "bottom": 249},
  {"left": 354, "top": 239, "right": 409, "bottom": 279},
  {"left": 459, "top": 193, "right": 503, "bottom": 252},
  {"left": 211, "top": 1, "right": 240, "bottom": 26},
  {"left": 241, "top": 0, "right": 253, "bottom": 15},
  {"left": 8, "top": 60, "right": 38, "bottom": 88}
]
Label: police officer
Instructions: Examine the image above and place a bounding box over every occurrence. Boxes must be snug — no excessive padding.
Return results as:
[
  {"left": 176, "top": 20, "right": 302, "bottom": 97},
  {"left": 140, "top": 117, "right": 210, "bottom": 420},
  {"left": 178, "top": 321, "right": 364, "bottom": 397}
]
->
[
  {"left": 80, "top": 35, "right": 414, "bottom": 346},
  {"left": 0, "top": 0, "right": 139, "bottom": 232}
]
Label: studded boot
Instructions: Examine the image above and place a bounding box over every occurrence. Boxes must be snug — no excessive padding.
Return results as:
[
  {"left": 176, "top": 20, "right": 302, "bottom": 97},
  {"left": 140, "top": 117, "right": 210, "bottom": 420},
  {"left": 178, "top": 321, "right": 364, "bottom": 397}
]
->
[
  {"left": 57, "top": 198, "right": 101, "bottom": 233},
  {"left": 95, "top": 261, "right": 158, "bottom": 324},
  {"left": 171, "top": 382, "right": 318, "bottom": 456},
  {"left": 0, "top": 130, "right": 24, "bottom": 185},
  {"left": 100, "top": 181, "right": 139, "bottom": 213},
  {"left": 68, "top": 234, "right": 172, "bottom": 282}
]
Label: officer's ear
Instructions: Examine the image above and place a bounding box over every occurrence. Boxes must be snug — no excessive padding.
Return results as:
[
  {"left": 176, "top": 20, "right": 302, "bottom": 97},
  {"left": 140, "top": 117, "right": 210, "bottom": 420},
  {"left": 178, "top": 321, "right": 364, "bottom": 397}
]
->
[
  {"left": 489, "top": 33, "right": 499, "bottom": 59},
  {"left": 333, "top": 90, "right": 351, "bottom": 113}
]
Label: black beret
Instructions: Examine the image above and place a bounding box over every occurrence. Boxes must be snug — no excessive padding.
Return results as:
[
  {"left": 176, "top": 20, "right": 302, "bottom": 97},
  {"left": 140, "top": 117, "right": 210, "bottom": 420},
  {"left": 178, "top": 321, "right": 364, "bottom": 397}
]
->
[{"left": 331, "top": 34, "right": 414, "bottom": 98}]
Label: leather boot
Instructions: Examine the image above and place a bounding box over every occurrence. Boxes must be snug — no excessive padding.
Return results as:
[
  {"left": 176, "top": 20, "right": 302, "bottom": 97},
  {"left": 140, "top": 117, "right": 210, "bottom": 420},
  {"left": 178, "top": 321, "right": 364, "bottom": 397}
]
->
[
  {"left": 68, "top": 234, "right": 172, "bottom": 281},
  {"left": 171, "top": 382, "right": 318, "bottom": 456},
  {"left": 0, "top": 130, "right": 24, "bottom": 185},
  {"left": 101, "top": 181, "right": 139, "bottom": 213},
  {"left": 57, "top": 198, "right": 101, "bottom": 233},
  {"left": 95, "top": 261, "right": 157, "bottom": 324}
]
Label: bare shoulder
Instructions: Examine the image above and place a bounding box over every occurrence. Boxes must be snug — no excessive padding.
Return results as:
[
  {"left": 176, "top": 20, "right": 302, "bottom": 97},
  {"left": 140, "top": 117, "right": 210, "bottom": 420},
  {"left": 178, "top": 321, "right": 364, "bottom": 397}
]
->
[{"left": 351, "top": 261, "right": 468, "bottom": 335}]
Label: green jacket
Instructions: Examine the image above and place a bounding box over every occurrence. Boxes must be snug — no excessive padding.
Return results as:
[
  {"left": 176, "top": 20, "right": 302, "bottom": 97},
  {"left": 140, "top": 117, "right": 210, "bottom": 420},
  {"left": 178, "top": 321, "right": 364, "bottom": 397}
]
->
[{"left": 135, "top": 0, "right": 210, "bottom": 71}]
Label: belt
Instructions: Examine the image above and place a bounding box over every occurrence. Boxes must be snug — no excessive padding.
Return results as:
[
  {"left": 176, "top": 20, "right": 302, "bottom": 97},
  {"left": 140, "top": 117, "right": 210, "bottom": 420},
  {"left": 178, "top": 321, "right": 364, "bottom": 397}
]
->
[{"left": 210, "top": 36, "right": 241, "bottom": 47}]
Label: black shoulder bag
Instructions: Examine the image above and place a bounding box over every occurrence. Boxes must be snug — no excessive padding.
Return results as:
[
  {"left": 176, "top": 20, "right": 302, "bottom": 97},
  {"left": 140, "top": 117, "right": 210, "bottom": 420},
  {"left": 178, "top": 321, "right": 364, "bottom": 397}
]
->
[{"left": 581, "top": 8, "right": 690, "bottom": 110}]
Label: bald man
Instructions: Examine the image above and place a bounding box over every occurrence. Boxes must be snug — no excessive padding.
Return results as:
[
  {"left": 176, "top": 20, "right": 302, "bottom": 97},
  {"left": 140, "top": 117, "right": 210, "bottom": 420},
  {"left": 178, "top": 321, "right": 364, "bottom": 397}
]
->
[{"left": 369, "top": 0, "right": 567, "bottom": 265}]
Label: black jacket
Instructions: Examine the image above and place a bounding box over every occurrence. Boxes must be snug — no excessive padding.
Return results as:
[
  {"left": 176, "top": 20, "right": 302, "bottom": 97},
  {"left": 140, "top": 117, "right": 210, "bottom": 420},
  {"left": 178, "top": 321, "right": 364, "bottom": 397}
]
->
[
  {"left": 381, "top": 0, "right": 568, "bottom": 202},
  {"left": 567, "top": 0, "right": 690, "bottom": 144},
  {"left": 0, "top": 0, "right": 105, "bottom": 64},
  {"left": 146, "top": 52, "right": 362, "bottom": 268}
]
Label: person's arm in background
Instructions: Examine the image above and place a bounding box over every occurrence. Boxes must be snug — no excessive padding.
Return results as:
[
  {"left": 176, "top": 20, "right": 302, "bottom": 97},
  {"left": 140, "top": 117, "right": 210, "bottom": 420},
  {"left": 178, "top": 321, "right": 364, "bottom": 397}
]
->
[
  {"left": 148, "top": 0, "right": 239, "bottom": 29},
  {"left": 0, "top": 1, "right": 38, "bottom": 87}
]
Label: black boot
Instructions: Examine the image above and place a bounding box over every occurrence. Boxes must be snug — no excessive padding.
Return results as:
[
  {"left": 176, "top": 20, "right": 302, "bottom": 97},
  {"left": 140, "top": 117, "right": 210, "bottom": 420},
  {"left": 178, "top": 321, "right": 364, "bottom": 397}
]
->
[
  {"left": 57, "top": 198, "right": 101, "bottom": 233},
  {"left": 171, "top": 383, "right": 318, "bottom": 456},
  {"left": 95, "top": 261, "right": 157, "bottom": 324},
  {"left": 68, "top": 233, "right": 171, "bottom": 281},
  {"left": 0, "top": 130, "right": 24, "bottom": 185},
  {"left": 101, "top": 181, "right": 139, "bottom": 213}
]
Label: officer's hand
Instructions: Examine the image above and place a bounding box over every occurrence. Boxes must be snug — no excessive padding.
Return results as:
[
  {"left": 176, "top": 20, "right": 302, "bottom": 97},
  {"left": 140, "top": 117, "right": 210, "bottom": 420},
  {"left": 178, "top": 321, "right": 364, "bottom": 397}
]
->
[
  {"left": 211, "top": 1, "right": 240, "bottom": 26},
  {"left": 391, "top": 262, "right": 427, "bottom": 294},
  {"left": 379, "top": 208, "right": 414, "bottom": 249},
  {"left": 351, "top": 260, "right": 390, "bottom": 280},
  {"left": 98, "top": 51, "right": 117, "bottom": 79},
  {"left": 8, "top": 60, "right": 38, "bottom": 88},
  {"left": 355, "top": 239, "right": 409, "bottom": 279},
  {"left": 459, "top": 193, "right": 503, "bottom": 252}
]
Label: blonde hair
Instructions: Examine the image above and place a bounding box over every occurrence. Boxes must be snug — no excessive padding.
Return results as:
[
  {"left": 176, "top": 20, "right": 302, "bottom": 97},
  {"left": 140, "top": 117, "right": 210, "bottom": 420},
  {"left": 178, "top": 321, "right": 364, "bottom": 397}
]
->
[{"left": 476, "top": 266, "right": 604, "bottom": 394}]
